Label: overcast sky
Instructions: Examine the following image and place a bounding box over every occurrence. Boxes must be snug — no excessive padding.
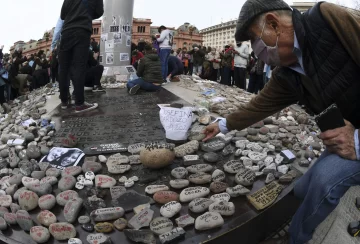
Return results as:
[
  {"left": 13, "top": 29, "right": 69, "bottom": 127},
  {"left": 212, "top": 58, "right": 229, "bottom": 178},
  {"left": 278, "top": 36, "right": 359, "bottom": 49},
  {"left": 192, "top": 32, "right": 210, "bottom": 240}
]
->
[{"left": 0, "top": 0, "right": 356, "bottom": 52}]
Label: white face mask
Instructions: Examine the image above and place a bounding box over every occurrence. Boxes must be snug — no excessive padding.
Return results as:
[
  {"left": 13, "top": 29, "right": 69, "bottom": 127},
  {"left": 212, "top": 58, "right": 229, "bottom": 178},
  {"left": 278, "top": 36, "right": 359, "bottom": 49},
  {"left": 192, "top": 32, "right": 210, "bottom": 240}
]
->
[{"left": 252, "top": 21, "right": 281, "bottom": 66}]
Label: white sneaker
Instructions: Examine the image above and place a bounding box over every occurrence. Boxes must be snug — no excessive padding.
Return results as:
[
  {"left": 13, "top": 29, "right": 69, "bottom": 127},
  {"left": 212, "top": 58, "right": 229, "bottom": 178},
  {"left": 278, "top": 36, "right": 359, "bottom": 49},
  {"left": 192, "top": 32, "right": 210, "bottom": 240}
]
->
[{"left": 166, "top": 78, "right": 171, "bottom": 83}]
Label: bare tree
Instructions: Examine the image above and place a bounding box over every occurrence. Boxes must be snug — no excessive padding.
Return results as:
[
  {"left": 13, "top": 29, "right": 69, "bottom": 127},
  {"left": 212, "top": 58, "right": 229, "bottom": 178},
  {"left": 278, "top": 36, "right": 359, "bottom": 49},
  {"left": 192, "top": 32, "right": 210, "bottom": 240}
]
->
[{"left": 354, "top": 0, "right": 360, "bottom": 10}]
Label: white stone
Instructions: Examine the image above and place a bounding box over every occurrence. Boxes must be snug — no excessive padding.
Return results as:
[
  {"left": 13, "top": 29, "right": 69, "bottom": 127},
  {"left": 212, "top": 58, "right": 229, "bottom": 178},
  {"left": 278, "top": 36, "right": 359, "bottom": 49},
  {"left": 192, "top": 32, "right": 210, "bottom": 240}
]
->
[
  {"left": 223, "top": 160, "right": 244, "bottom": 174},
  {"left": 265, "top": 173, "right": 275, "bottom": 184},
  {"left": 145, "top": 185, "right": 169, "bottom": 195},
  {"left": 209, "top": 201, "right": 235, "bottom": 216},
  {"left": 179, "top": 187, "right": 210, "bottom": 202},
  {"left": 160, "top": 201, "right": 182, "bottom": 218},
  {"left": 195, "top": 212, "right": 224, "bottom": 231},
  {"left": 210, "top": 193, "right": 231, "bottom": 202},
  {"left": 235, "top": 141, "right": 246, "bottom": 149},
  {"left": 175, "top": 214, "right": 194, "bottom": 228},
  {"left": 188, "top": 198, "right": 214, "bottom": 213},
  {"left": 129, "top": 176, "right": 139, "bottom": 182},
  {"left": 275, "top": 156, "right": 284, "bottom": 165},
  {"left": 211, "top": 169, "right": 225, "bottom": 182},
  {"left": 98, "top": 155, "right": 107, "bottom": 163},
  {"left": 68, "top": 238, "right": 83, "bottom": 244},
  {"left": 22, "top": 177, "right": 39, "bottom": 188},
  {"left": 242, "top": 157, "right": 253, "bottom": 167},
  {"left": 234, "top": 149, "right": 242, "bottom": 157},
  {"left": 124, "top": 180, "right": 134, "bottom": 188},
  {"left": 83, "top": 179, "right": 93, "bottom": 186},
  {"left": 226, "top": 185, "right": 250, "bottom": 197},
  {"left": 277, "top": 165, "right": 289, "bottom": 175},
  {"left": 186, "top": 164, "right": 213, "bottom": 174},
  {"left": 248, "top": 152, "right": 267, "bottom": 163},
  {"left": 85, "top": 172, "right": 95, "bottom": 180},
  {"left": 150, "top": 217, "right": 173, "bottom": 235},
  {"left": 171, "top": 167, "right": 188, "bottom": 179},
  {"left": 169, "top": 179, "right": 189, "bottom": 189},
  {"left": 119, "top": 176, "right": 127, "bottom": 183},
  {"left": 75, "top": 182, "right": 84, "bottom": 190},
  {"left": 76, "top": 175, "right": 84, "bottom": 182},
  {"left": 264, "top": 157, "right": 274, "bottom": 166}
]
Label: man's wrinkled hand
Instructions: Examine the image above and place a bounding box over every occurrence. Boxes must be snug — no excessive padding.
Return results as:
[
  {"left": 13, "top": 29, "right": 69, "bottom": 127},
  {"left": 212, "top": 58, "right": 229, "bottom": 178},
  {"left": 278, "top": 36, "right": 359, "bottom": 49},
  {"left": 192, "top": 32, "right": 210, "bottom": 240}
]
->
[
  {"left": 202, "top": 123, "right": 220, "bottom": 142},
  {"left": 320, "top": 120, "right": 356, "bottom": 160}
]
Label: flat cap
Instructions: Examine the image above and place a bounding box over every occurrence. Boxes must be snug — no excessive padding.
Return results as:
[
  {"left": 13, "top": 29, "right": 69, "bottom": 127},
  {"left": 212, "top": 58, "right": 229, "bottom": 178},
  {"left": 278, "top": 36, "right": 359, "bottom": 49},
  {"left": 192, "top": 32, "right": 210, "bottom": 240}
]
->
[{"left": 235, "top": 0, "right": 292, "bottom": 42}]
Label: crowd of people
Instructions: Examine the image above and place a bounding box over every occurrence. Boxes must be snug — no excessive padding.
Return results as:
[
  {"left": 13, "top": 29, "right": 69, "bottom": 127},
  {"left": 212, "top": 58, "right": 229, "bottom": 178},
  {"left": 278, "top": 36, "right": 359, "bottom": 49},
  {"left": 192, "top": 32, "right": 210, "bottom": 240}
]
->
[{"left": 131, "top": 28, "right": 273, "bottom": 95}]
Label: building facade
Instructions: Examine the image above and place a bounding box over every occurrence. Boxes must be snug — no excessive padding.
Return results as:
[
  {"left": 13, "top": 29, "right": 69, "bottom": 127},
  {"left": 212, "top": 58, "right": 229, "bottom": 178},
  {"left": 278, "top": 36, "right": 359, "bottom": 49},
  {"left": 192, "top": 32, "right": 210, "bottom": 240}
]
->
[
  {"left": 291, "top": 1, "right": 316, "bottom": 13},
  {"left": 11, "top": 19, "right": 203, "bottom": 56},
  {"left": 200, "top": 19, "right": 238, "bottom": 51}
]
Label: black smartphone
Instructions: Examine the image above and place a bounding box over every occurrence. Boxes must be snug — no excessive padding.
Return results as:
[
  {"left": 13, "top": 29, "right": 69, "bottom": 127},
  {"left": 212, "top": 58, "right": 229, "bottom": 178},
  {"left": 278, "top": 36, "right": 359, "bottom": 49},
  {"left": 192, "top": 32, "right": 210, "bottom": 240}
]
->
[{"left": 314, "top": 104, "right": 345, "bottom": 132}]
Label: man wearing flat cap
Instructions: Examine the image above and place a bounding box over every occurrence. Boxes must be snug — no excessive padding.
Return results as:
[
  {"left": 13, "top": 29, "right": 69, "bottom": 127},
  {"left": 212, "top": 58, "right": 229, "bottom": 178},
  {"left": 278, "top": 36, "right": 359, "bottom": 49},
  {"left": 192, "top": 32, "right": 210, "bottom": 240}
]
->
[{"left": 204, "top": 0, "right": 360, "bottom": 243}]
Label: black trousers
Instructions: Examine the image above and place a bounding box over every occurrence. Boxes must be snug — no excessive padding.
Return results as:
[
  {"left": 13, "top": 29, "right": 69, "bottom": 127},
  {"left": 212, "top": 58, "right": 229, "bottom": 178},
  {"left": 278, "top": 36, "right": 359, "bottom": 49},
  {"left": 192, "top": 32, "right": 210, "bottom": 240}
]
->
[
  {"left": 0, "top": 85, "right": 5, "bottom": 105},
  {"left": 85, "top": 65, "right": 104, "bottom": 87},
  {"left": 59, "top": 29, "right": 90, "bottom": 105},
  {"left": 209, "top": 67, "right": 218, "bottom": 82},
  {"left": 188, "top": 63, "right": 193, "bottom": 75},
  {"left": 234, "top": 67, "right": 247, "bottom": 90},
  {"left": 221, "top": 67, "right": 232, "bottom": 86},
  {"left": 51, "top": 66, "right": 58, "bottom": 82},
  {"left": 247, "top": 73, "right": 264, "bottom": 94}
]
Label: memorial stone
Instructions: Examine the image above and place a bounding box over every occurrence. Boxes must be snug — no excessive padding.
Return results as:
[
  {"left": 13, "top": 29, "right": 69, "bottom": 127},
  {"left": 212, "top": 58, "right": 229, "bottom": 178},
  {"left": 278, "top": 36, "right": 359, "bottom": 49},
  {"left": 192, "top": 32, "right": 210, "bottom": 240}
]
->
[
  {"left": 16, "top": 210, "right": 33, "bottom": 231},
  {"left": 210, "top": 181, "right": 228, "bottom": 193},
  {"left": 94, "top": 222, "right": 113, "bottom": 233},
  {"left": 235, "top": 168, "right": 256, "bottom": 186},
  {"left": 160, "top": 201, "right": 182, "bottom": 218},
  {"left": 169, "top": 179, "right": 189, "bottom": 189},
  {"left": 188, "top": 172, "right": 212, "bottom": 185},
  {"left": 114, "top": 218, "right": 128, "bottom": 231},
  {"left": 159, "top": 227, "right": 186, "bottom": 244},
  {"left": 211, "top": 169, "right": 226, "bottom": 182},
  {"left": 153, "top": 191, "right": 179, "bottom": 204},
  {"left": 171, "top": 167, "right": 188, "bottom": 179},
  {"left": 110, "top": 186, "right": 126, "bottom": 199},
  {"left": 64, "top": 198, "right": 83, "bottom": 223},
  {"left": 150, "top": 217, "right": 173, "bottom": 235},
  {"left": 186, "top": 164, "right": 213, "bottom": 174},
  {"left": 188, "top": 198, "right": 214, "bottom": 213},
  {"left": 203, "top": 152, "right": 219, "bottom": 163},
  {"left": 226, "top": 185, "right": 250, "bottom": 197},
  {"left": 49, "top": 222, "right": 76, "bottom": 240},
  {"left": 37, "top": 210, "right": 57, "bottom": 227},
  {"left": 90, "top": 207, "right": 125, "bottom": 222},
  {"left": 86, "top": 233, "right": 111, "bottom": 244},
  {"left": 128, "top": 208, "right": 154, "bottom": 230},
  {"left": 19, "top": 190, "right": 38, "bottom": 210},
  {"left": 210, "top": 193, "right": 231, "bottom": 202},
  {"left": 30, "top": 226, "right": 50, "bottom": 243},
  {"left": 124, "top": 230, "right": 156, "bottom": 244},
  {"left": 195, "top": 212, "right": 224, "bottom": 231},
  {"left": 145, "top": 185, "right": 169, "bottom": 195},
  {"left": 201, "top": 138, "right": 226, "bottom": 152},
  {"left": 209, "top": 201, "right": 235, "bottom": 216},
  {"left": 223, "top": 160, "right": 244, "bottom": 174},
  {"left": 174, "top": 140, "right": 199, "bottom": 157},
  {"left": 38, "top": 194, "right": 56, "bottom": 210}
]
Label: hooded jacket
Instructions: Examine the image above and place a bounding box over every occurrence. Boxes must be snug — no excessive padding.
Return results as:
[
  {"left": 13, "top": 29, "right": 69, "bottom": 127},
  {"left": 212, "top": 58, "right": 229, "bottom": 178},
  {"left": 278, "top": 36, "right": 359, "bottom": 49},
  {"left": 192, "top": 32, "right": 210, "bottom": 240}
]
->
[{"left": 137, "top": 53, "right": 164, "bottom": 84}]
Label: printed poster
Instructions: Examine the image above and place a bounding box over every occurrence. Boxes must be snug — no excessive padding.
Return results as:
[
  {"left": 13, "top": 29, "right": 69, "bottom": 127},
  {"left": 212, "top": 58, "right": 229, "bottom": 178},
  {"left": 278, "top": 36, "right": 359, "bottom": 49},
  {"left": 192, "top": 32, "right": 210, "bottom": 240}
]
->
[
  {"left": 40, "top": 147, "right": 85, "bottom": 170},
  {"left": 126, "top": 35, "right": 131, "bottom": 47},
  {"left": 114, "top": 33, "right": 122, "bottom": 44},
  {"left": 106, "top": 53, "right": 114, "bottom": 64},
  {"left": 105, "top": 40, "right": 114, "bottom": 53},
  {"left": 120, "top": 53, "right": 129, "bottom": 62}
]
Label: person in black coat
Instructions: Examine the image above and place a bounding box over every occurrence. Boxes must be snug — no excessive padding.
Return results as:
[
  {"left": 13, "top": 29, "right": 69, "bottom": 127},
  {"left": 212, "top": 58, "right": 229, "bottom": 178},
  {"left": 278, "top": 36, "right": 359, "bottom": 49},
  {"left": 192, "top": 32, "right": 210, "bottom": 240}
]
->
[{"left": 167, "top": 56, "right": 184, "bottom": 81}]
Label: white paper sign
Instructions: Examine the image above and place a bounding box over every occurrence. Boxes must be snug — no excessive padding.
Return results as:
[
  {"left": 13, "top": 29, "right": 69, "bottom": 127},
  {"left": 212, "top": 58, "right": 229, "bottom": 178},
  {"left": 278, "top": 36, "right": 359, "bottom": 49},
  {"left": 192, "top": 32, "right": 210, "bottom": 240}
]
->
[
  {"left": 105, "top": 40, "right": 114, "bottom": 52},
  {"left": 114, "top": 33, "right": 122, "bottom": 44},
  {"left": 159, "top": 106, "right": 193, "bottom": 140},
  {"left": 106, "top": 53, "right": 114, "bottom": 64},
  {"left": 120, "top": 53, "right": 129, "bottom": 61}
]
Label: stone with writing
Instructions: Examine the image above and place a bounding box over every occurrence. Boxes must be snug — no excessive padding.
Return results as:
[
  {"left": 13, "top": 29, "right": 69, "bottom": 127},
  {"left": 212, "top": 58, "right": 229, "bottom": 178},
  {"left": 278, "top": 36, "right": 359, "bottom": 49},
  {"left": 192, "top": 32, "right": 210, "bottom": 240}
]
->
[
  {"left": 22, "top": 176, "right": 40, "bottom": 188},
  {"left": 209, "top": 201, "right": 235, "bottom": 216},
  {"left": 169, "top": 179, "right": 189, "bottom": 189},
  {"left": 128, "top": 143, "right": 146, "bottom": 154},
  {"left": 58, "top": 176, "right": 76, "bottom": 191},
  {"left": 78, "top": 215, "right": 90, "bottom": 224},
  {"left": 153, "top": 191, "right": 179, "bottom": 204},
  {"left": 38, "top": 194, "right": 56, "bottom": 210},
  {"left": 110, "top": 186, "right": 126, "bottom": 199},
  {"left": 90, "top": 207, "right": 125, "bottom": 222},
  {"left": 37, "top": 210, "right": 57, "bottom": 227},
  {"left": 210, "top": 193, "right": 231, "bottom": 202},
  {"left": 56, "top": 190, "right": 79, "bottom": 206},
  {"left": 195, "top": 212, "right": 224, "bottom": 231},
  {"left": 212, "top": 169, "right": 226, "bottom": 182},
  {"left": 235, "top": 168, "right": 256, "bottom": 186},
  {"left": 114, "top": 218, "right": 128, "bottom": 231},
  {"left": 265, "top": 173, "right": 276, "bottom": 184},
  {"left": 45, "top": 168, "right": 61, "bottom": 177},
  {"left": 13, "top": 187, "right": 27, "bottom": 201},
  {"left": 174, "top": 140, "right": 199, "bottom": 158},
  {"left": 160, "top": 201, "right": 182, "bottom": 218},
  {"left": 128, "top": 208, "right": 154, "bottom": 230},
  {"left": 183, "top": 155, "right": 200, "bottom": 166},
  {"left": 159, "top": 227, "right": 186, "bottom": 244},
  {"left": 129, "top": 155, "right": 141, "bottom": 165},
  {"left": 279, "top": 174, "right": 293, "bottom": 183},
  {"left": 40, "top": 176, "right": 58, "bottom": 186},
  {"left": 180, "top": 187, "right": 210, "bottom": 202},
  {"left": 27, "top": 183, "right": 52, "bottom": 196},
  {"left": 49, "top": 222, "right": 76, "bottom": 240},
  {"left": 0, "top": 194, "right": 12, "bottom": 208},
  {"left": 8, "top": 174, "right": 24, "bottom": 186},
  {"left": 201, "top": 137, "right": 226, "bottom": 152},
  {"left": 19, "top": 190, "right": 38, "bottom": 210},
  {"left": 95, "top": 175, "right": 116, "bottom": 188},
  {"left": 248, "top": 152, "right": 267, "bottom": 163},
  {"left": 95, "top": 222, "right": 113, "bottom": 233},
  {"left": 140, "top": 143, "right": 175, "bottom": 169},
  {"left": 186, "top": 164, "right": 213, "bottom": 174},
  {"left": 277, "top": 165, "right": 289, "bottom": 175},
  {"left": 223, "top": 160, "right": 244, "bottom": 174},
  {"left": 145, "top": 185, "right": 169, "bottom": 195},
  {"left": 210, "top": 181, "right": 228, "bottom": 193},
  {"left": 0, "top": 207, "right": 8, "bottom": 218},
  {"left": 124, "top": 230, "right": 156, "bottom": 244},
  {"left": 30, "top": 226, "right": 50, "bottom": 243},
  {"left": 64, "top": 197, "right": 83, "bottom": 223},
  {"left": 171, "top": 167, "right": 188, "bottom": 179},
  {"left": 107, "top": 153, "right": 129, "bottom": 165},
  {"left": 226, "top": 185, "right": 250, "bottom": 197},
  {"left": 175, "top": 214, "right": 194, "bottom": 228},
  {"left": 0, "top": 217, "right": 6, "bottom": 231},
  {"left": 61, "top": 166, "right": 82, "bottom": 177},
  {"left": 150, "top": 217, "right": 173, "bottom": 235},
  {"left": 4, "top": 212, "right": 17, "bottom": 225},
  {"left": 263, "top": 163, "right": 277, "bottom": 175},
  {"left": 82, "top": 161, "right": 102, "bottom": 174},
  {"left": 188, "top": 172, "right": 212, "bottom": 185},
  {"left": 133, "top": 203, "right": 151, "bottom": 214},
  {"left": 203, "top": 152, "right": 220, "bottom": 163},
  {"left": 16, "top": 210, "right": 34, "bottom": 231},
  {"left": 68, "top": 238, "right": 83, "bottom": 244},
  {"left": 247, "top": 181, "right": 283, "bottom": 210},
  {"left": 107, "top": 162, "right": 131, "bottom": 174}
]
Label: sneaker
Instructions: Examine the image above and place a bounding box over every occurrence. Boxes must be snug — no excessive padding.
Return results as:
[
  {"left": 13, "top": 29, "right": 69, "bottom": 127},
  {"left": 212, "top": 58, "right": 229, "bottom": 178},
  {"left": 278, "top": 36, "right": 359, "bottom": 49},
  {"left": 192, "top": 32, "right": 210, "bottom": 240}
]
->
[
  {"left": 166, "top": 77, "right": 171, "bottom": 83},
  {"left": 92, "top": 85, "right": 105, "bottom": 92},
  {"left": 61, "top": 103, "right": 68, "bottom": 110},
  {"left": 75, "top": 102, "right": 98, "bottom": 113},
  {"left": 171, "top": 76, "right": 180, "bottom": 82},
  {"left": 129, "top": 84, "right": 140, "bottom": 95},
  {"left": 84, "top": 86, "right": 93, "bottom": 91}
]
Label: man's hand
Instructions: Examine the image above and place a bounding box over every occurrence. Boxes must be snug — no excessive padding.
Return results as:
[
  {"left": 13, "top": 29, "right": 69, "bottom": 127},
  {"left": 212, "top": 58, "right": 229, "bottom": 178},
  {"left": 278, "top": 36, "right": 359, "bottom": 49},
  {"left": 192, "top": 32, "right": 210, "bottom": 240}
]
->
[
  {"left": 203, "top": 122, "right": 220, "bottom": 142},
  {"left": 320, "top": 120, "right": 356, "bottom": 160},
  {"left": 93, "top": 52, "right": 99, "bottom": 60}
]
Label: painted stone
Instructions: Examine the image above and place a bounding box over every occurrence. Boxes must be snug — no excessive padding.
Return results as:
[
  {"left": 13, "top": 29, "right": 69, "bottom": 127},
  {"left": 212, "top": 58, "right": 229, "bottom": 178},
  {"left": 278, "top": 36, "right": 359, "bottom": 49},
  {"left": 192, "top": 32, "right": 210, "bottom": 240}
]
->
[
  {"left": 94, "top": 222, "right": 113, "bottom": 233},
  {"left": 153, "top": 191, "right": 179, "bottom": 204},
  {"left": 150, "top": 217, "right": 173, "bottom": 235},
  {"left": 19, "top": 191, "right": 38, "bottom": 211},
  {"left": 209, "top": 201, "right": 235, "bottom": 216},
  {"left": 226, "top": 185, "right": 250, "bottom": 197},
  {"left": 90, "top": 207, "right": 125, "bottom": 222},
  {"left": 128, "top": 208, "right": 154, "bottom": 230},
  {"left": 160, "top": 201, "right": 182, "bottom": 218},
  {"left": 37, "top": 210, "right": 57, "bottom": 227},
  {"left": 180, "top": 187, "right": 210, "bottom": 202},
  {"left": 30, "top": 226, "right": 50, "bottom": 243},
  {"left": 195, "top": 212, "right": 224, "bottom": 231},
  {"left": 49, "top": 222, "right": 77, "bottom": 240},
  {"left": 175, "top": 214, "right": 195, "bottom": 228}
]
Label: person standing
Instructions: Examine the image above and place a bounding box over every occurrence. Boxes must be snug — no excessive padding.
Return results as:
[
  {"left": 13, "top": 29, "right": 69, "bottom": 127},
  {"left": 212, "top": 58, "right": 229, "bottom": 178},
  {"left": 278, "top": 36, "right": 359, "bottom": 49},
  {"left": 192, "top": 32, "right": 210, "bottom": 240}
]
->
[
  {"left": 247, "top": 51, "right": 265, "bottom": 94},
  {"left": 58, "top": 0, "right": 103, "bottom": 113},
  {"left": 234, "top": 42, "right": 249, "bottom": 89},
  {"left": 220, "top": 45, "right": 233, "bottom": 86},
  {"left": 157, "top": 25, "right": 173, "bottom": 82},
  {"left": 188, "top": 45, "right": 205, "bottom": 76},
  {"left": 206, "top": 48, "right": 221, "bottom": 82}
]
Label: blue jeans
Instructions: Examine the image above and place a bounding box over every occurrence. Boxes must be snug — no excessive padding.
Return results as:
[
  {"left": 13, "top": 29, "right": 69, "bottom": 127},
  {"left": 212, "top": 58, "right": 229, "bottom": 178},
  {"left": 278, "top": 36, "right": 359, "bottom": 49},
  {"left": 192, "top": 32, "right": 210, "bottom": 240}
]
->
[
  {"left": 159, "top": 49, "right": 171, "bottom": 79},
  {"left": 193, "top": 65, "right": 202, "bottom": 76},
  {"left": 127, "top": 78, "right": 160, "bottom": 92},
  {"left": 289, "top": 149, "right": 360, "bottom": 244}
]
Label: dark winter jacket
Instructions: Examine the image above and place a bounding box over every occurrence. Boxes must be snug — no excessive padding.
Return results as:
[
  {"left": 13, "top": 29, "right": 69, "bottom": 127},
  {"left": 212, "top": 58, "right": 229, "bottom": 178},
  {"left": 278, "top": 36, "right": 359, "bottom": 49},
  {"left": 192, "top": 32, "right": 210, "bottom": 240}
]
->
[
  {"left": 226, "top": 3, "right": 360, "bottom": 131},
  {"left": 137, "top": 53, "right": 164, "bottom": 84},
  {"left": 168, "top": 56, "right": 184, "bottom": 76},
  {"left": 61, "top": 0, "right": 104, "bottom": 34},
  {"left": 188, "top": 49, "right": 205, "bottom": 66}
]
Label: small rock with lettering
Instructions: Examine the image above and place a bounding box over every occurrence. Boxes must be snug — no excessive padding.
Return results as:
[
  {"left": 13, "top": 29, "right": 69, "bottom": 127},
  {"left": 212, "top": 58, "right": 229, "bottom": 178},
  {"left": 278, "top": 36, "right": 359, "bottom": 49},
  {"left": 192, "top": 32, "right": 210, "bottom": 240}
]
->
[
  {"left": 188, "top": 172, "right": 212, "bottom": 185},
  {"left": 209, "top": 201, "right": 235, "bottom": 216},
  {"left": 211, "top": 169, "right": 226, "bottom": 182},
  {"left": 124, "top": 230, "right": 156, "bottom": 244},
  {"left": 78, "top": 215, "right": 91, "bottom": 224},
  {"left": 235, "top": 168, "right": 256, "bottom": 186},
  {"left": 19, "top": 191, "right": 38, "bottom": 211},
  {"left": 49, "top": 222, "right": 76, "bottom": 240},
  {"left": 175, "top": 214, "right": 194, "bottom": 228},
  {"left": 95, "top": 175, "right": 116, "bottom": 188},
  {"left": 56, "top": 190, "right": 79, "bottom": 206},
  {"left": 145, "top": 185, "right": 169, "bottom": 195},
  {"left": 169, "top": 179, "right": 189, "bottom": 189},
  {"left": 128, "top": 208, "right": 154, "bottom": 230},
  {"left": 38, "top": 194, "right": 56, "bottom": 210},
  {"left": 110, "top": 186, "right": 126, "bottom": 199},
  {"left": 58, "top": 176, "right": 76, "bottom": 191},
  {"left": 153, "top": 191, "right": 179, "bottom": 204},
  {"left": 195, "top": 212, "right": 224, "bottom": 231},
  {"left": 150, "top": 217, "right": 173, "bottom": 235},
  {"left": 90, "top": 207, "right": 125, "bottom": 222},
  {"left": 188, "top": 198, "right": 214, "bottom": 213},
  {"left": 114, "top": 218, "right": 128, "bottom": 231},
  {"left": 16, "top": 210, "right": 34, "bottom": 231},
  {"left": 95, "top": 222, "right": 113, "bottom": 233},
  {"left": 180, "top": 187, "right": 210, "bottom": 202},
  {"left": 37, "top": 210, "right": 57, "bottom": 227},
  {"left": 223, "top": 160, "right": 244, "bottom": 174},
  {"left": 226, "top": 185, "right": 250, "bottom": 197},
  {"left": 30, "top": 226, "right": 50, "bottom": 243},
  {"left": 210, "top": 181, "right": 228, "bottom": 193},
  {"left": 64, "top": 198, "right": 83, "bottom": 223},
  {"left": 186, "top": 164, "right": 213, "bottom": 174},
  {"left": 171, "top": 167, "right": 188, "bottom": 179},
  {"left": 210, "top": 193, "right": 231, "bottom": 202},
  {"left": 160, "top": 201, "right": 182, "bottom": 218},
  {"left": 159, "top": 227, "right": 186, "bottom": 244}
]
